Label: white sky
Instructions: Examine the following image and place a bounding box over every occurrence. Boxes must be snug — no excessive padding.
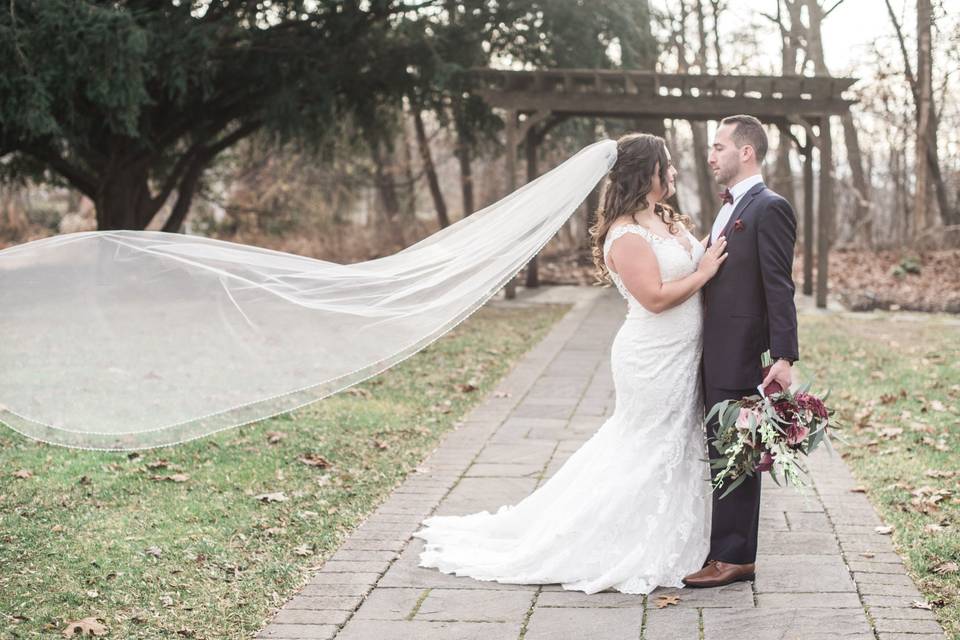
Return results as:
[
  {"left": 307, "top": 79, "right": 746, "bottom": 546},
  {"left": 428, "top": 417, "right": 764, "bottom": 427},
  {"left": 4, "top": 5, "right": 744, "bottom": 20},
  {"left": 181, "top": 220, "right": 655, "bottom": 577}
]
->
[{"left": 653, "top": 0, "right": 913, "bottom": 80}]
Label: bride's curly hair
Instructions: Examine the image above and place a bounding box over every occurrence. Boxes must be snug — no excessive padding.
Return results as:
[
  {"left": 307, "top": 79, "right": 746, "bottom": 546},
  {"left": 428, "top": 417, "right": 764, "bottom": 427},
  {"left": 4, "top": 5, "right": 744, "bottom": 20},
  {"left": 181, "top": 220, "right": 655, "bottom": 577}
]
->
[{"left": 589, "top": 133, "right": 692, "bottom": 284}]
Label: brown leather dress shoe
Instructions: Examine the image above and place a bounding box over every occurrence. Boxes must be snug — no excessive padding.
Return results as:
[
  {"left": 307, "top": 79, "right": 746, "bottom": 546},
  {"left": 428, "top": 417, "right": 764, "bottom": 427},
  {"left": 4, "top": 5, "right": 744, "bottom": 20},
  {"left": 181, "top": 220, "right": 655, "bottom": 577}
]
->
[{"left": 682, "top": 561, "right": 755, "bottom": 588}]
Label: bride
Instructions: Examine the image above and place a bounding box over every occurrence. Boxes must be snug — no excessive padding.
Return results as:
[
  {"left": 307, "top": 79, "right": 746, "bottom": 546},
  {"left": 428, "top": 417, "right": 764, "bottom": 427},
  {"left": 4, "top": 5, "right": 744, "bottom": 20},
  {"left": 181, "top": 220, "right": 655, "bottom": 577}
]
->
[{"left": 413, "top": 133, "right": 729, "bottom": 595}]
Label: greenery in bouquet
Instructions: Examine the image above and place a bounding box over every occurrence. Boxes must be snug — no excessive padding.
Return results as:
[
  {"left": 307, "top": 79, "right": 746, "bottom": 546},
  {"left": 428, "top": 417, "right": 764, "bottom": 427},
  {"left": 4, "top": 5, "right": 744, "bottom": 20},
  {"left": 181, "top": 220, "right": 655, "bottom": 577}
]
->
[{"left": 707, "top": 383, "right": 835, "bottom": 499}]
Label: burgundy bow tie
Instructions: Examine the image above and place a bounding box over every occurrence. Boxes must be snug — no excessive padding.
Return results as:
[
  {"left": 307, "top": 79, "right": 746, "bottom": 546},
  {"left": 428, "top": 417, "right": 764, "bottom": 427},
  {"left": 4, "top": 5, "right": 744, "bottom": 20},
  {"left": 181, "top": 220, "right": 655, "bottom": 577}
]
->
[{"left": 719, "top": 188, "right": 734, "bottom": 205}]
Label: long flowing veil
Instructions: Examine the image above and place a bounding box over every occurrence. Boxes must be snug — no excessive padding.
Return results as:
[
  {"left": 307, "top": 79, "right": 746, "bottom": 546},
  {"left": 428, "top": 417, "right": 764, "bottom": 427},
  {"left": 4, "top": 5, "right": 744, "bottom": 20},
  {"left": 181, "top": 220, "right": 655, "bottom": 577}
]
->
[{"left": 0, "top": 139, "right": 617, "bottom": 450}]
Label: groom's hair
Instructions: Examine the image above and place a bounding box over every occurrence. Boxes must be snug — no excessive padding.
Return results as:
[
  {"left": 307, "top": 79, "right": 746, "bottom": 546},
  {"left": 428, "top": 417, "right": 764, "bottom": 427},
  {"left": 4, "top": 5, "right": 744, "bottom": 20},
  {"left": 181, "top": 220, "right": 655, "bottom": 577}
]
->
[{"left": 721, "top": 115, "right": 768, "bottom": 163}]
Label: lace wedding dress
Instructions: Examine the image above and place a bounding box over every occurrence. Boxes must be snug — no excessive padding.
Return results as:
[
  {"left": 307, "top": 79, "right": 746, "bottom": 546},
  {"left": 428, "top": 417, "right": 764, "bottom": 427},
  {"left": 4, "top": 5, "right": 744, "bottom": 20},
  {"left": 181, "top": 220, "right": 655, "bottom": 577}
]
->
[{"left": 413, "top": 224, "right": 711, "bottom": 594}]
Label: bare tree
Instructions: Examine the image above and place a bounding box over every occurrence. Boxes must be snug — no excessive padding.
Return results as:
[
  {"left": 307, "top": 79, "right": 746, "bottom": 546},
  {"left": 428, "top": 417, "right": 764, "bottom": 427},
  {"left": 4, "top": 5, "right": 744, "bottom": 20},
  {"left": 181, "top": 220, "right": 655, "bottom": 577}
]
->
[
  {"left": 884, "top": 0, "right": 955, "bottom": 232},
  {"left": 411, "top": 107, "right": 451, "bottom": 228}
]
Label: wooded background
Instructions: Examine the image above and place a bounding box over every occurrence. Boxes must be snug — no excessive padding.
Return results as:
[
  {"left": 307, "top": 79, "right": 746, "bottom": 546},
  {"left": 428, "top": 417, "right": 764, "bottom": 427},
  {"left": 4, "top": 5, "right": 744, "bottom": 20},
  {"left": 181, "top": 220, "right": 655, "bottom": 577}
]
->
[{"left": 1, "top": 0, "right": 957, "bottom": 308}]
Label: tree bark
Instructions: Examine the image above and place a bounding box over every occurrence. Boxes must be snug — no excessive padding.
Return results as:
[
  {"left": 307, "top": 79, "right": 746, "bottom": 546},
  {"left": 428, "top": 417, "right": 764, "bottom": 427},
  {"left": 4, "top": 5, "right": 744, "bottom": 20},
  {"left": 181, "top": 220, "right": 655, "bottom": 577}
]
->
[
  {"left": 841, "top": 111, "right": 871, "bottom": 245},
  {"left": 691, "top": 0, "right": 718, "bottom": 235},
  {"left": 412, "top": 107, "right": 450, "bottom": 229},
  {"left": 913, "top": 0, "right": 932, "bottom": 237},
  {"left": 456, "top": 138, "right": 474, "bottom": 218},
  {"left": 524, "top": 130, "right": 539, "bottom": 288},
  {"left": 816, "top": 119, "right": 834, "bottom": 309},
  {"left": 802, "top": 142, "right": 814, "bottom": 296},
  {"left": 95, "top": 164, "right": 157, "bottom": 230},
  {"left": 369, "top": 137, "right": 404, "bottom": 246}
]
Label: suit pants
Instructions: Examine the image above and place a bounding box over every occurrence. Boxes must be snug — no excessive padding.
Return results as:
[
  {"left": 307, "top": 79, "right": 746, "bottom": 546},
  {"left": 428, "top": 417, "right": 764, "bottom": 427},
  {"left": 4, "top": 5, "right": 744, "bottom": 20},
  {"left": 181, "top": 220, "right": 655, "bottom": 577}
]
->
[{"left": 704, "top": 384, "right": 762, "bottom": 565}]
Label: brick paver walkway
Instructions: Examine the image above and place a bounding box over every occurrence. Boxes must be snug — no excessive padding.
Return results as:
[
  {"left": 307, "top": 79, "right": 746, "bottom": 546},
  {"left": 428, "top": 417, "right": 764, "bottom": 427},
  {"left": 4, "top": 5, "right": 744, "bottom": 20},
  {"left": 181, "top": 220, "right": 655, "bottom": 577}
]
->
[{"left": 257, "top": 287, "right": 948, "bottom": 640}]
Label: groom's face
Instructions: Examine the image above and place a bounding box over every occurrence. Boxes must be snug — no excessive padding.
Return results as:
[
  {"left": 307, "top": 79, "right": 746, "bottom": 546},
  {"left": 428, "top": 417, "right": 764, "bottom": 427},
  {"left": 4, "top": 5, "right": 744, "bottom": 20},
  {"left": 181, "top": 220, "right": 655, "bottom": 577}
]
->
[{"left": 708, "top": 124, "right": 741, "bottom": 187}]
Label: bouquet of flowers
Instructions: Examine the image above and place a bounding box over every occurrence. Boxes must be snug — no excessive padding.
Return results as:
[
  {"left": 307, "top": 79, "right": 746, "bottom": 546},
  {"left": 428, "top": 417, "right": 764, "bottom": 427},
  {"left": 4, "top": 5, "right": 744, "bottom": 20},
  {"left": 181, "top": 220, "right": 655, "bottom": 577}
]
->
[{"left": 707, "top": 376, "right": 834, "bottom": 499}]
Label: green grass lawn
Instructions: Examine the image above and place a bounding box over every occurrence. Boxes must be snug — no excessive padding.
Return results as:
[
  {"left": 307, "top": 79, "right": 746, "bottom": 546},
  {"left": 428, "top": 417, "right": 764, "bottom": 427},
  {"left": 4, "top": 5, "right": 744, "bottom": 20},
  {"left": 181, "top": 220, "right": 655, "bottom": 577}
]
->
[
  {"left": 0, "top": 302, "right": 569, "bottom": 639},
  {"left": 800, "top": 312, "right": 960, "bottom": 639}
]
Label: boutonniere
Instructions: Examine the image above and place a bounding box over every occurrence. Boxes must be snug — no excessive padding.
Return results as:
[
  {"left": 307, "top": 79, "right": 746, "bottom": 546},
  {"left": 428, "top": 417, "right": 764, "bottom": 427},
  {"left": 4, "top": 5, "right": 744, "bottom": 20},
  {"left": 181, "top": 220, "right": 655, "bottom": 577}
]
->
[{"left": 733, "top": 219, "right": 746, "bottom": 232}]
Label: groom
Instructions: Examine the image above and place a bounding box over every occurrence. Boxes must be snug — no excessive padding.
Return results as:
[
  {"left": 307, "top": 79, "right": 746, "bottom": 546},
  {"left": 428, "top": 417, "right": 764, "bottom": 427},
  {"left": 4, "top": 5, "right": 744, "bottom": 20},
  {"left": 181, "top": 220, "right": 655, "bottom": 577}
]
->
[{"left": 683, "top": 114, "right": 799, "bottom": 588}]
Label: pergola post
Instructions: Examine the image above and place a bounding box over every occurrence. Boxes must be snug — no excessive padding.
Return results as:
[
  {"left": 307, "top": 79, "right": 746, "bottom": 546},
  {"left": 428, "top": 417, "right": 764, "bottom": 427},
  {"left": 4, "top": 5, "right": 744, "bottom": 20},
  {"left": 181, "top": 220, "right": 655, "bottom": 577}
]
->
[
  {"left": 504, "top": 109, "right": 518, "bottom": 300},
  {"left": 815, "top": 116, "right": 834, "bottom": 309},
  {"left": 524, "top": 128, "right": 540, "bottom": 288}
]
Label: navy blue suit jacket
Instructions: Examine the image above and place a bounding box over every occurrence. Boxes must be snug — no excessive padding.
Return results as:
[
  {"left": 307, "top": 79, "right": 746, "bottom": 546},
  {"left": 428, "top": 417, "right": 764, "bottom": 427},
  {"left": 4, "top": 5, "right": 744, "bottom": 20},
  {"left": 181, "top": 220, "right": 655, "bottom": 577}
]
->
[{"left": 702, "top": 182, "right": 799, "bottom": 390}]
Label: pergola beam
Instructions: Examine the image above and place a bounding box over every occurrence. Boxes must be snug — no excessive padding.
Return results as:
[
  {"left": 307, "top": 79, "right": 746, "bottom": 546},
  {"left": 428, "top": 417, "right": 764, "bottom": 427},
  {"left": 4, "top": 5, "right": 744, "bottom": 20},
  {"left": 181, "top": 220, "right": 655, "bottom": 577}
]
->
[{"left": 476, "top": 68, "right": 856, "bottom": 309}]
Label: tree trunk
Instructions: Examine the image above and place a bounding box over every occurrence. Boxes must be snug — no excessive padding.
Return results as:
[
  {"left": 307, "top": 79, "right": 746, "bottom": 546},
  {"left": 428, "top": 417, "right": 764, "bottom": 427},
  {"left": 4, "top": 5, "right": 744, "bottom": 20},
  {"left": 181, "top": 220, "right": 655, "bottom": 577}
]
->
[
  {"left": 399, "top": 116, "right": 418, "bottom": 217},
  {"left": 457, "top": 142, "right": 474, "bottom": 217},
  {"left": 841, "top": 112, "right": 871, "bottom": 245},
  {"left": 95, "top": 165, "right": 157, "bottom": 230},
  {"left": 771, "top": 129, "right": 797, "bottom": 210},
  {"left": 691, "top": 121, "right": 715, "bottom": 237},
  {"left": 369, "top": 138, "right": 404, "bottom": 246},
  {"left": 412, "top": 107, "right": 450, "bottom": 229},
  {"left": 524, "top": 130, "right": 539, "bottom": 288},
  {"left": 913, "top": 0, "right": 932, "bottom": 237},
  {"left": 816, "top": 119, "right": 834, "bottom": 309},
  {"left": 802, "top": 144, "right": 814, "bottom": 296}
]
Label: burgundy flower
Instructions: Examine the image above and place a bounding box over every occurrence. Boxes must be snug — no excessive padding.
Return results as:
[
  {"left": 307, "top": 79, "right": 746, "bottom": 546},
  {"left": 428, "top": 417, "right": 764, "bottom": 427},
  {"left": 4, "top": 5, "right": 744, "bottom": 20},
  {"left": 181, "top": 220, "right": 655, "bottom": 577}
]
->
[
  {"left": 755, "top": 450, "right": 775, "bottom": 472},
  {"left": 734, "top": 219, "right": 745, "bottom": 232},
  {"left": 796, "top": 392, "right": 829, "bottom": 419},
  {"left": 773, "top": 399, "right": 795, "bottom": 420},
  {"left": 786, "top": 422, "right": 810, "bottom": 446}
]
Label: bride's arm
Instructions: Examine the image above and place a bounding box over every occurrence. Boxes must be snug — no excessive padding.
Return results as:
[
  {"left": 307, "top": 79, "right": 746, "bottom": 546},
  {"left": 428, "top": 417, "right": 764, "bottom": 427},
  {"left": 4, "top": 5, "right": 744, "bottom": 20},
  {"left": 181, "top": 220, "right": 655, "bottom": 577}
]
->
[{"left": 608, "top": 234, "right": 727, "bottom": 314}]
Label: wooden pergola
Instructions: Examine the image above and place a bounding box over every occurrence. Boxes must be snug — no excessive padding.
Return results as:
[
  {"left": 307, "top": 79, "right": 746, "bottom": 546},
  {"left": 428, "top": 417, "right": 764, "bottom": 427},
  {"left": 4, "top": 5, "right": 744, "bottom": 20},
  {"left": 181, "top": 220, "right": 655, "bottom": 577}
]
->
[{"left": 470, "top": 68, "right": 858, "bottom": 308}]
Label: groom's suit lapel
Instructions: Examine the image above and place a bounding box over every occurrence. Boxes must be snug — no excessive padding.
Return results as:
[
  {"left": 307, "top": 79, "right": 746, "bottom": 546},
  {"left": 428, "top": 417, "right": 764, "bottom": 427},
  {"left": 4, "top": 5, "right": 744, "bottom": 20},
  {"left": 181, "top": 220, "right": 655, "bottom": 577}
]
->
[{"left": 720, "top": 182, "right": 766, "bottom": 239}]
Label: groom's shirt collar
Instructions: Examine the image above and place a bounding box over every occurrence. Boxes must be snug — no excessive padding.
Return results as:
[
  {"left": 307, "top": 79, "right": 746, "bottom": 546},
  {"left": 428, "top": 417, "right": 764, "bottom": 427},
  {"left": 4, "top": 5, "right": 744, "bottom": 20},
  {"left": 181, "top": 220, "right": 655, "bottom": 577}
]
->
[{"left": 728, "top": 173, "right": 764, "bottom": 203}]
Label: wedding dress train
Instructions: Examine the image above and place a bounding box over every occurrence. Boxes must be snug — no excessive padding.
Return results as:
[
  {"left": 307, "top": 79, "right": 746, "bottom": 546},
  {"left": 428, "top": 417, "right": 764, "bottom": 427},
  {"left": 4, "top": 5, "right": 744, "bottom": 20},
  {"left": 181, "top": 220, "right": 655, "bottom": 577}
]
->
[{"left": 413, "top": 224, "right": 712, "bottom": 594}]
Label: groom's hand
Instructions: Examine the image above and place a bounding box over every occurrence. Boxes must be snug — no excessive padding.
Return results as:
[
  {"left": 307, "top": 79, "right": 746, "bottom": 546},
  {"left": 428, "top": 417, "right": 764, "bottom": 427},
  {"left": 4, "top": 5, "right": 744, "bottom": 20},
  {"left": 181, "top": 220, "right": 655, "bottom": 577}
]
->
[{"left": 762, "top": 359, "right": 793, "bottom": 391}]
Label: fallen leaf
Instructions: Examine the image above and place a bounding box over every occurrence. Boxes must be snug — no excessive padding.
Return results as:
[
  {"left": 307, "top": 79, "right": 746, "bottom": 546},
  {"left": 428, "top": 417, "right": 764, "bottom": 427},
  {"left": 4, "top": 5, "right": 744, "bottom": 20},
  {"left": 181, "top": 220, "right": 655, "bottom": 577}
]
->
[
  {"left": 911, "top": 600, "right": 934, "bottom": 610},
  {"left": 373, "top": 440, "right": 389, "bottom": 450},
  {"left": 456, "top": 382, "right": 477, "bottom": 393},
  {"left": 655, "top": 595, "right": 680, "bottom": 608},
  {"left": 13, "top": 470, "right": 32, "bottom": 479},
  {"left": 874, "top": 526, "right": 894, "bottom": 535},
  {"left": 860, "top": 552, "right": 875, "bottom": 558},
  {"left": 62, "top": 617, "right": 108, "bottom": 637},
  {"left": 254, "top": 491, "right": 288, "bottom": 503},
  {"left": 293, "top": 544, "right": 313, "bottom": 557},
  {"left": 924, "top": 469, "right": 956, "bottom": 479},
  {"left": 933, "top": 561, "right": 958, "bottom": 575},
  {"left": 144, "top": 546, "right": 162, "bottom": 558},
  {"left": 930, "top": 400, "right": 947, "bottom": 412},
  {"left": 145, "top": 460, "right": 169, "bottom": 470},
  {"left": 876, "top": 426, "right": 903, "bottom": 439},
  {"left": 298, "top": 453, "right": 331, "bottom": 468},
  {"left": 266, "top": 431, "right": 287, "bottom": 444},
  {"left": 346, "top": 387, "right": 371, "bottom": 398},
  {"left": 850, "top": 486, "right": 867, "bottom": 493},
  {"left": 150, "top": 473, "right": 189, "bottom": 483}
]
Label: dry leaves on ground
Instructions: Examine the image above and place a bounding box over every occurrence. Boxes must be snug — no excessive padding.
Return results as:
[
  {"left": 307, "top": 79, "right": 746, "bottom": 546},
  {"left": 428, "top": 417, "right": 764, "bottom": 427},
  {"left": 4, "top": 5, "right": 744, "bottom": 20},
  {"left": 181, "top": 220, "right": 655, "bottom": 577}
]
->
[
  {"left": 298, "top": 453, "right": 331, "bottom": 468},
  {"left": 254, "top": 491, "right": 288, "bottom": 503},
  {"left": 655, "top": 595, "right": 681, "bottom": 608},
  {"left": 62, "top": 617, "right": 108, "bottom": 637}
]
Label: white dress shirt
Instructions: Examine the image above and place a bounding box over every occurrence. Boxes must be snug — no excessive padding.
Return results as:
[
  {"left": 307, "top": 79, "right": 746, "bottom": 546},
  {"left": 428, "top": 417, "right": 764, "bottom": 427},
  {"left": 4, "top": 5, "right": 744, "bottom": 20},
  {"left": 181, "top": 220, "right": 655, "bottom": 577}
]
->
[{"left": 710, "top": 173, "right": 765, "bottom": 243}]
